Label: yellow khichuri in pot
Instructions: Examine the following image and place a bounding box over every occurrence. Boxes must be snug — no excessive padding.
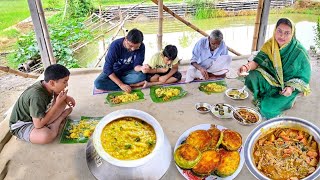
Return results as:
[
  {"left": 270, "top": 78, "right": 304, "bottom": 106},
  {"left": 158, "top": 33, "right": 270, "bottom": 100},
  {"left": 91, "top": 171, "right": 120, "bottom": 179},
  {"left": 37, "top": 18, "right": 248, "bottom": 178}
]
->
[{"left": 101, "top": 117, "right": 156, "bottom": 160}]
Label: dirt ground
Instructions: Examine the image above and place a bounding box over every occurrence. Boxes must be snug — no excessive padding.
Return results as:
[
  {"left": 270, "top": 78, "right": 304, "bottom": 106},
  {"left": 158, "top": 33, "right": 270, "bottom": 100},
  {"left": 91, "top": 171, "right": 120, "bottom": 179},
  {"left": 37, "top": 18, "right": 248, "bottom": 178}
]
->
[{"left": 0, "top": 71, "right": 35, "bottom": 123}]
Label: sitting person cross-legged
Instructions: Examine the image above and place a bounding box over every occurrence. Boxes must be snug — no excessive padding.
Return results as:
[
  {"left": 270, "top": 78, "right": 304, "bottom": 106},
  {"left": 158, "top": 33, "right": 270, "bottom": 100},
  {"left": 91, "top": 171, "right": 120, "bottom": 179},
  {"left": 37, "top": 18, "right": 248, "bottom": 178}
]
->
[
  {"left": 185, "top": 29, "right": 232, "bottom": 83},
  {"left": 9, "top": 64, "right": 75, "bottom": 144},
  {"left": 238, "top": 18, "right": 311, "bottom": 119},
  {"left": 141, "top": 45, "right": 182, "bottom": 88},
  {"left": 94, "top": 28, "right": 146, "bottom": 93}
]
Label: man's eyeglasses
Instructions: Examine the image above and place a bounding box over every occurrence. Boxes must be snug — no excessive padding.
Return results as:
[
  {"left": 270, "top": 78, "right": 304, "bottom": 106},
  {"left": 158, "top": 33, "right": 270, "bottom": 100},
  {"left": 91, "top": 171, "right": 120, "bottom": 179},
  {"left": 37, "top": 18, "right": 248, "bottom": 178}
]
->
[{"left": 276, "top": 28, "right": 291, "bottom": 37}]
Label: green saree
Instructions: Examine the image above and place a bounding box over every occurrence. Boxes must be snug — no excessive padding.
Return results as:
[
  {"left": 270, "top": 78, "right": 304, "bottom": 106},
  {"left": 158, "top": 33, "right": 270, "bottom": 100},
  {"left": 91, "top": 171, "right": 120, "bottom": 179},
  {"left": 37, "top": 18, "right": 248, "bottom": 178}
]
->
[{"left": 245, "top": 34, "right": 311, "bottom": 119}]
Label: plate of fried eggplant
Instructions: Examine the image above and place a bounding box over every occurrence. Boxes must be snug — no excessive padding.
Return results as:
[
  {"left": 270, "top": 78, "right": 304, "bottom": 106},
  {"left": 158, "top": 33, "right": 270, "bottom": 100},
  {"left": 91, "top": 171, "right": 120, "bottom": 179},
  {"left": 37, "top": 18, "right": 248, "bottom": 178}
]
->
[{"left": 173, "top": 124, "right": 244, "bottom": 180}]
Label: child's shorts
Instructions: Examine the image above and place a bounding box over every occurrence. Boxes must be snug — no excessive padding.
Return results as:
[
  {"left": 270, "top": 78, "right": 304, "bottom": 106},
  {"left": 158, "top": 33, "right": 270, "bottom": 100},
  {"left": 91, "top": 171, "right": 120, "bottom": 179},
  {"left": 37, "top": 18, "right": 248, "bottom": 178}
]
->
[
  {"left": 146, "top": 70, "right": 182, "bottom": 82},
  {"left": 10, "top": 121, "right": 34, "bottom": 142}
]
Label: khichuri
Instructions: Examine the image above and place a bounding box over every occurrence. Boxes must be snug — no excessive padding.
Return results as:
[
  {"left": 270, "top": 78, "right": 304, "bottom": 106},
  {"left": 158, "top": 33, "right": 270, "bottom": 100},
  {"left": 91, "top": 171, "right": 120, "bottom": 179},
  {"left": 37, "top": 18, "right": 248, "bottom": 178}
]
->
[{"left": 101, "top": 117, "right": 156, "bottom": 160}]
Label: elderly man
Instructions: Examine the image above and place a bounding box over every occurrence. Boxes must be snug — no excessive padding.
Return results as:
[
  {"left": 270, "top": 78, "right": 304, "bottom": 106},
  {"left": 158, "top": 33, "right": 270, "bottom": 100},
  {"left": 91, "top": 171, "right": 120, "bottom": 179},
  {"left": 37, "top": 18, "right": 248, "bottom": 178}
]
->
[
  {"left": 94, "top": 28, "right": 146, "bottom": 93},
  {"left": 185, "top": 29, "right": 232, "bottom": 83}
]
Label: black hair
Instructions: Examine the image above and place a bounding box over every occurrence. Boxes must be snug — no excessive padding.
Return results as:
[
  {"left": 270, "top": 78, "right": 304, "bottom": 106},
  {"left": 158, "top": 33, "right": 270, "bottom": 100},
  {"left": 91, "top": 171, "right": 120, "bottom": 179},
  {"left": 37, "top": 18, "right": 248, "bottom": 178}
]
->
[
  {"left": 126, "top": 28, "right": 144, "bottom": 44},
  {"left": 44, "top": 64, "right": 70, "bottom": 82},
  {"left": 163, "top": 45, "right": 178, "bottom": 60},
  {"left": 276, "top": 18, "right": 292, "bottom": 29}
]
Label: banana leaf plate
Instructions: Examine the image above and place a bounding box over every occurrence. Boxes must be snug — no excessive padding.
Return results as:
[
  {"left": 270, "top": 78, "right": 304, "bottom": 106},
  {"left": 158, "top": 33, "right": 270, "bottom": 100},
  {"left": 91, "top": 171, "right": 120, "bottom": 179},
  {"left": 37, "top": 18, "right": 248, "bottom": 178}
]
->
[
  {"left": 60, "top": 116, "right": 103, "bottom": 144},
  {"left": 150, "top": 85, "right": 187, "bottom": 103},
  {"left": 198, "top": 80, "right": 227, "bottom": 95},
  {"left": 105, "top": 89, "right": 145, "bottom": 106}
]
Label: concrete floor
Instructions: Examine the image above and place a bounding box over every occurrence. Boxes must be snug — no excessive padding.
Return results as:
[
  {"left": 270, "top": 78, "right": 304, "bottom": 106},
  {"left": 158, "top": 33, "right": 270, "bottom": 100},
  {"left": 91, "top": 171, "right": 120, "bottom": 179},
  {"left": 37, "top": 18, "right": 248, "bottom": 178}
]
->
[{"left": 0, "top": 58, "right": 319, "bottom": 180}]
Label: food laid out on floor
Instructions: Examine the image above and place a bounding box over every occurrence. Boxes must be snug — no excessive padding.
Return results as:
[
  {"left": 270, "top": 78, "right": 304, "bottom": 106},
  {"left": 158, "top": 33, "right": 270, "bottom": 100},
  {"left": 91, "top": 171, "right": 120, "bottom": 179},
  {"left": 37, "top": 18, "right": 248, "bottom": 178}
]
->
[
  {"left": 105, "top": 89, "right": 145, "bottom": 106},
  {"left": 253, "top": 128, "right": 319, "bottom": 179},
  {"left": 60, "top": 116, "right": 102, "bottom": 143},
  {"left": 232, "top": 106, "right": 261, "bottom": 126},
  {"left": 100, "top": 116, "right": 156, "bottom": 160},
  {"left": 199, "top": 81, "right": 227, "bottom": 94},
  {"left": 225, "top": 88, "right": 249, "bottom": 100},
  {"left": 174, "top": 124, "right": 245, "bottom": 179},
  {"left": 150, "top": 86, "right": 187, "bottom": 103},
  {"left": 211, "top": 103, "right": 233, "bottom": 119},
  {"left": 195, "top": 102, "right": 212, "bottom": 114},
  {"left": 245, "top": 117, "right": 320, "bottom": 180}
]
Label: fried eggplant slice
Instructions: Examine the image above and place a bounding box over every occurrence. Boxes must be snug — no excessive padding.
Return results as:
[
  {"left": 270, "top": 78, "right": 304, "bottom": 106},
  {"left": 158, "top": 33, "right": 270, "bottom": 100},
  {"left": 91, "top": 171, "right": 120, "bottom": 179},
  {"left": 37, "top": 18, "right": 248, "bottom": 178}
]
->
[
  {"left": 215, "top": 149, "right": 240, "bottom": 177},
  {"left": 186, "top": 130, "right": 212, "bottom": 152},
  {"left": 221, "top": 129, "right": 242, "bottom": 151},
  {"left": 192, "top": 150, "right": 221, "bottom": 176},
  {"left": 207, "top": 125, "right": 222, "bottom": 149},
  {"left": 174, "top": 144, "right": 202, "bottom": 169}
]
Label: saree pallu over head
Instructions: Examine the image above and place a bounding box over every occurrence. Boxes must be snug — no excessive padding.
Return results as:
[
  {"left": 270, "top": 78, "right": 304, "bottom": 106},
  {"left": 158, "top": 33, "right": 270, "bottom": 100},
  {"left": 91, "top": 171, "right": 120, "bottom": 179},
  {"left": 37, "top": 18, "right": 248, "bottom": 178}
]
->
[{"left": 253, "top": 25, "right": 311, "bottom": 96}]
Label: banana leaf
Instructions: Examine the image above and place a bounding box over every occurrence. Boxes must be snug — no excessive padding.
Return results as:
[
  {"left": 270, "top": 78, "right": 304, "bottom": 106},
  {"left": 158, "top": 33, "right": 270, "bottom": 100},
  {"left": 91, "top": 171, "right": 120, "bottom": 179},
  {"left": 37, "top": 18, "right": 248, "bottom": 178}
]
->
[
  {"left": 105, "top": 89, "right": 145, "bottom": 106},
  {"left": 150, "top": 86, "right": 187, "bottom": 103},
  {"left": 198, "top": 80, "right": 227, "bottom": 95},
  {"left": 60, "top": 116, "right": 103, "bottom": 144}
]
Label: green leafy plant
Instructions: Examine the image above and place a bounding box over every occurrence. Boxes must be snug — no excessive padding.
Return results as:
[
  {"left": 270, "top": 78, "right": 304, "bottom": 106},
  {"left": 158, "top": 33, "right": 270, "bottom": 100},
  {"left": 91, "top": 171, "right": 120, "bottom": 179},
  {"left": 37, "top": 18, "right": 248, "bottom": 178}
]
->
[
  {"left": 8, "top": 15, "right": 93, "bottom": 69},
  {"left": 67, "top": 0, "right": 94, "bottom": 18}
]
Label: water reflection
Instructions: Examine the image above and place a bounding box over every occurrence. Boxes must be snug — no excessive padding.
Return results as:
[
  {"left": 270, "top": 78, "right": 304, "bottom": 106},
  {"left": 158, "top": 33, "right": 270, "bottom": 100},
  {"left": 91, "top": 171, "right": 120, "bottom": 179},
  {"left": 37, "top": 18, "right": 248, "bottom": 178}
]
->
[
  {"left": 78, "top": 14, "right": 318, "bottom": 67},
  {"left": 141, "top": 21, "right": 316, "bottom": 61}
]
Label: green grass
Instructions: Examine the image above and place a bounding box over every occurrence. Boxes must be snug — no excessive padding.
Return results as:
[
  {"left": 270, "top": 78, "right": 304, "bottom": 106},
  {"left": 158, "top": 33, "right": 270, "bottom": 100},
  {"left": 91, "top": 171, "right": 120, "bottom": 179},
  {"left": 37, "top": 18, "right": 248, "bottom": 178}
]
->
[
  {"left": 0, "top": 0, "right": 65, "bottom": 32},
  {"left": 0, "top": 29, "right": 21, "bottom": 38},
  {"left": 0, "top": 0, "right": 30, "bottom": 31}
]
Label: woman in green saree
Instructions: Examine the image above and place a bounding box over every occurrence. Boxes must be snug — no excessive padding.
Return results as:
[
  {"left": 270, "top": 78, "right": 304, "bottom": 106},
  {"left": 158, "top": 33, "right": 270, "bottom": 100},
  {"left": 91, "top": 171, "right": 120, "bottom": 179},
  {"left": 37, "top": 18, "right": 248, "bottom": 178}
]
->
[{"left": 238, "top": 18, "right": 311, "bottom": 119}]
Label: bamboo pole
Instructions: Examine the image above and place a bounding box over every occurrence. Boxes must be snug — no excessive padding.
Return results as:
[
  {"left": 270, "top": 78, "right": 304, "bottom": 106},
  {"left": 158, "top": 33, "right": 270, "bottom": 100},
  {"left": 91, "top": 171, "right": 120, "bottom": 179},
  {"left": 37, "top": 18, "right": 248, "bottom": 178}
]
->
[
  {"left": 94, "top": 17, "right": 128, "bottom": 67},
  {"left": 157, "top": 0, "right": 163, "bottom": 51},
  {"left": 151, "top": 0, "right": 241, "bottom": 56},
  {"left": 62, "top": 0, "right": 68, "bottom": 20},
  {"left": 35, "top": 0, "right": 56, "bottom": 64},
  {"left": 0, "top": 66, "right": 39, "bottom": 79},
  {"left": 252, "top": 0, "right": 264, "bottom": 51}
]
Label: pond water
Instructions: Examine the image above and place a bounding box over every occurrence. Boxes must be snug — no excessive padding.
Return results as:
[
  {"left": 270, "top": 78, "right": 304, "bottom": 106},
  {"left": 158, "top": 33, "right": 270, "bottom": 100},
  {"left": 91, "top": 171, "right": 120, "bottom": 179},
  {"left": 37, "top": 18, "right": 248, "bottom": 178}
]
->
[{"left": 78, "top": 14, "right": 318, "bottom": 67}]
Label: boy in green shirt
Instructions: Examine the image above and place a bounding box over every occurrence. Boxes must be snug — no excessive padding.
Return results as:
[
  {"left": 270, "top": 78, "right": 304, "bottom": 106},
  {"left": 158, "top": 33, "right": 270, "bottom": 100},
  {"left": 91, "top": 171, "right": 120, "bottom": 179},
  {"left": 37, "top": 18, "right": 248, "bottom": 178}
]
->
[
  {"left": 142, "top": 45, "right": 182, "bottom": 88},
  {"left": 9, "top": 64, "right": 75, "bottom": 144}
]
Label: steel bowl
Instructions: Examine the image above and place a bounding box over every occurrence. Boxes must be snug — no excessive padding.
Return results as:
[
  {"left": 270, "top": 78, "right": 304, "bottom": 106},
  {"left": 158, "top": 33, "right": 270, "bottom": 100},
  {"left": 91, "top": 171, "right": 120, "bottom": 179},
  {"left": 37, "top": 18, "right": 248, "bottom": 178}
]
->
[
  {"left": 195, "top": 102, "right": 211, "bottom": 114},
  {"left": 244, "top": 117, "right": 320, "bottom": 180},
  {"left": 92, "top": 109, "right": 164, "bottom": 168},
  {"left": 232, "top": 106, "right": 262, "bottom": 126},
  {"left": 211, "top": 103, "right": 233, "bottom": 119},
  {"left": 225, "top": 88, "right": 249, "bottom": 100}
]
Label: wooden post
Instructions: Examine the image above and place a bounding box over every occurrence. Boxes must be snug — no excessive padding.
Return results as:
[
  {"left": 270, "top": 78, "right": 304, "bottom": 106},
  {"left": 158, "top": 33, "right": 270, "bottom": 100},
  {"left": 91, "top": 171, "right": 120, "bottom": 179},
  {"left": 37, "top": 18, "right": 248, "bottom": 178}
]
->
[
  {"left": 252, "top": 0, "right": 271, "bottom": 51},
  {"left": 252, "top": 0, "right": 264, "bottom": 51},
  {"left": 257, "top": 0, "right": 271, "bottom": 50},
  {"left": 28, "top": 0, "right": 55, "bottom": 68},
  {"left": 157, "top": 0, "right": 163, "bottom": 51},
  {"left": 151, "top": 0, "right": 241, "bottom": 56}
]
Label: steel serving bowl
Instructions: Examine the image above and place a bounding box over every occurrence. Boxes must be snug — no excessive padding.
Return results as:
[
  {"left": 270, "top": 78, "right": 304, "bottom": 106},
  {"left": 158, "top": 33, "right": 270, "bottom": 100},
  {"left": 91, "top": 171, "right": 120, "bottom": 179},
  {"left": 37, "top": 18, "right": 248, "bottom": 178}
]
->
[
  {"left": 232, "top": 106, "right": 262, "bottom": 126},
  {"left": 225, "top": 88, "right": 249, "bottom": 100},
  {"left": 244, "top": 117, "right": 320, "bottom": 180},
  {"left": 92, "top": 109, "right": 164, "bottom": 168},
  {"left": 195, "top": 102, "right": 212, "bottom": 114}
]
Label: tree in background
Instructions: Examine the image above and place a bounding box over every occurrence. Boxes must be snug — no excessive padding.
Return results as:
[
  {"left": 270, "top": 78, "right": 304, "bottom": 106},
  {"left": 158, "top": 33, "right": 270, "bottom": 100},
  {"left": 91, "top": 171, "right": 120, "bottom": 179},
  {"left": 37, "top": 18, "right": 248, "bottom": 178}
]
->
[{"left": 67, "top": 0, "right": 94, "bottom": 18}]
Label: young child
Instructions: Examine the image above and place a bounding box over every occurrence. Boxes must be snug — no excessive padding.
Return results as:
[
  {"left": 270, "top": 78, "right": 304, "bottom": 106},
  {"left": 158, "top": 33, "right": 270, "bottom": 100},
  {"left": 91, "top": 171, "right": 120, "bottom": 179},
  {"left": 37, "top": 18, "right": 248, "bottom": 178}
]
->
[
  {"left": 9, "top": 64, "right": 75, "bottom": 144},
  {"left": 142, "top": 45, "right": 182, "bottom": 88}
]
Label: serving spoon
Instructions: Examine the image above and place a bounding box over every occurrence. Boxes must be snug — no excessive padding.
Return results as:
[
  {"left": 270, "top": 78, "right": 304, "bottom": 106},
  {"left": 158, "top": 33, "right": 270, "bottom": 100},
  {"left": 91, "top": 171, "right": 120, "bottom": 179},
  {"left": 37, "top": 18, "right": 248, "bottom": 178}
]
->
[
  {"left": 232, "top": 85, "right": 246, "bottom": 99},
  {"left": 216, "top": 103, "right": 250, "bottom": 124}
]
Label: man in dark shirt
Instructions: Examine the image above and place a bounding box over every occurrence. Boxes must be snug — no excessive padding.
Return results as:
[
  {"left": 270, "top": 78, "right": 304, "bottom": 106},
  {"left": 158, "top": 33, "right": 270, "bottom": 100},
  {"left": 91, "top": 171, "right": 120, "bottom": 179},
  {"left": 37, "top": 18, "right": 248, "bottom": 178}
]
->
[{"left": 94, "top": 28, "right": 146, "bottom": 92}]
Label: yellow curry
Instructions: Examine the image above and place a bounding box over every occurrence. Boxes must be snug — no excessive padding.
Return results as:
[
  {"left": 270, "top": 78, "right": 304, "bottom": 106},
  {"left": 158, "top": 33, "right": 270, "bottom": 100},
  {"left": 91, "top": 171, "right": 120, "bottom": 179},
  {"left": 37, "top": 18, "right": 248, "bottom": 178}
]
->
[{"left": 101, "top": 117, "right": 156, "bottom": 160}]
